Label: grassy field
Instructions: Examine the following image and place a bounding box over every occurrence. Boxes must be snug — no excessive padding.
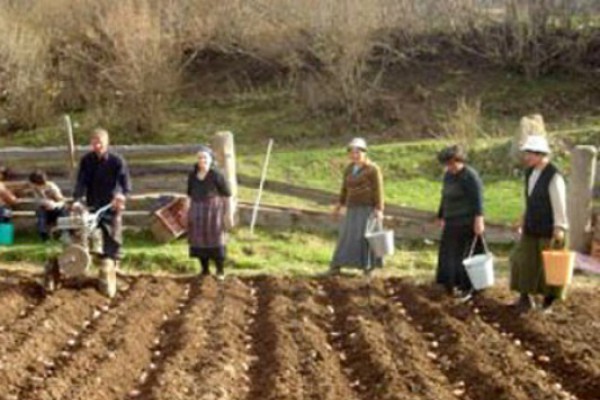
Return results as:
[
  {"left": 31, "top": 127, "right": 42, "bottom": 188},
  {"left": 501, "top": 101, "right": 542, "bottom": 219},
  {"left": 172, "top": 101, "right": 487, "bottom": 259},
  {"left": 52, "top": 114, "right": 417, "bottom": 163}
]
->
[{"left": 0, "top": 228, "right": 514, "bottom": 278}]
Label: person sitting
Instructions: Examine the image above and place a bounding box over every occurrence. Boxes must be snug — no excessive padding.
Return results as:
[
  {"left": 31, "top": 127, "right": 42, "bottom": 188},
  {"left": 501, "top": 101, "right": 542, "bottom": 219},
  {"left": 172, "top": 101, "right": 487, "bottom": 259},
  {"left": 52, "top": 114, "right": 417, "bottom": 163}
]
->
[
  {"left": 0, "top": 166, "right": 18, "bottom": 223},
  {"left": 28, "top": 169, "right": 67, "bottom": 241}
]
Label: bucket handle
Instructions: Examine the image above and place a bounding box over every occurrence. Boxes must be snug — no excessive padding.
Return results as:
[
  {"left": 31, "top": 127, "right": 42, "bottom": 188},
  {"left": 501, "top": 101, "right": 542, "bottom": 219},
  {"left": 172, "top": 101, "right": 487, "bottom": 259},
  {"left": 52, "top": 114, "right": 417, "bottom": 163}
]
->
[
  {"left": 365, "top": 215, "right": 383, "bottom": 236},
  {"left": 547, "top": 238, "right": 567, "bottom": 251},
  {"left": 467, "top": 235, "right": 489, "bottom": 258}
]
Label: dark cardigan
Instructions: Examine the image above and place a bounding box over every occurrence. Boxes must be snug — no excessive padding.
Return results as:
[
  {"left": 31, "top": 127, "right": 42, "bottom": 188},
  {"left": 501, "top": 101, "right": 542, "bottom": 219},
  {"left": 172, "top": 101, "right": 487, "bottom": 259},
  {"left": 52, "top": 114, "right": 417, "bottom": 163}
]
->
[{"left": 187, "top": 167, "right": 231, "bottom": 201}]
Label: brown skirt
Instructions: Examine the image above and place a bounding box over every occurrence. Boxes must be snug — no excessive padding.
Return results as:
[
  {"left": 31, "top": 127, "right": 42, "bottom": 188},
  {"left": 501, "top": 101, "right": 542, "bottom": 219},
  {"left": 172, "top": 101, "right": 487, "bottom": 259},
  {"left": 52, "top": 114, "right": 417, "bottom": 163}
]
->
[{"left": 187, "top": 197, "right": 226, "bottom": 249}]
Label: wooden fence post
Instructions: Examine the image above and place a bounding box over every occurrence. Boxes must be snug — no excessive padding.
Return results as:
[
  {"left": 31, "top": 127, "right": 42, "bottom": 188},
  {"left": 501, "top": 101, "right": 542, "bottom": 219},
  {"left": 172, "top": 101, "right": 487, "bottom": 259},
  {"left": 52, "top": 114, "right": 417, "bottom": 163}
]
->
[
  {"left": 568, "top": 145, "right": 597, "bottom": 253},
  {"left": 212, "top": 131, "right": 238, "bottom": 228}
]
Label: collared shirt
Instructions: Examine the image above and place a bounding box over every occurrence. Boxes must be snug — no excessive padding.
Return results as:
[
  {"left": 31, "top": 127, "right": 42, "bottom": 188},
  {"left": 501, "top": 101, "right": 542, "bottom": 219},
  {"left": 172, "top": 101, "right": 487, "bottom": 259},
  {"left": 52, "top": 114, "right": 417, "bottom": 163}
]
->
[{"left": 74, "top": 151, "right": 132, "bottom": 209}]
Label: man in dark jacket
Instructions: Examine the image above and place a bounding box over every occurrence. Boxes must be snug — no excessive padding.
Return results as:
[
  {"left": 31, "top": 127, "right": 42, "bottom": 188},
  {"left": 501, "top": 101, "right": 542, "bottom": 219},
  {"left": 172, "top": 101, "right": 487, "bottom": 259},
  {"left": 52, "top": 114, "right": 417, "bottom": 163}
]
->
[
  {"left": 510, "top": 135, "right": 568, "bottom": 312},
  {"left": 73, "top": 128, "right": 131, "bottom": 297}
]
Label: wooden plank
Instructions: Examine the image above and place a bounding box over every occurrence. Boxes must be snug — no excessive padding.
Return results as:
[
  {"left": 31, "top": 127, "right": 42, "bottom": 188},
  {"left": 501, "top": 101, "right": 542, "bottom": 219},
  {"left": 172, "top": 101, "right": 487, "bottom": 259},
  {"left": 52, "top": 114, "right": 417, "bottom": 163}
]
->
[{"left": 0, "top": 144, "right": 205, "bottom": 162}]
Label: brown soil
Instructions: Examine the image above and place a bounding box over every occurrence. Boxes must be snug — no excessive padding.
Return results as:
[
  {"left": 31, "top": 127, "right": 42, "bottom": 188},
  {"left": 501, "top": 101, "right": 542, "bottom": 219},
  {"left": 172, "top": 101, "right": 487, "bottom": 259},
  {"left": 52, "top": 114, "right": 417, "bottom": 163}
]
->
[{"left": 0, "top": 272, "right": 598, "bottom": 400}]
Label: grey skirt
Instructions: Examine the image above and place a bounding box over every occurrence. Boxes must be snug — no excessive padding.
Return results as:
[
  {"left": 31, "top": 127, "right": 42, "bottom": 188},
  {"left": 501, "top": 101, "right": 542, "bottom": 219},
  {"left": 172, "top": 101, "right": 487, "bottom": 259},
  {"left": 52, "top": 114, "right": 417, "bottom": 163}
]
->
[{"left": 330, "top": 206, "right": 383, "bottom": 270}]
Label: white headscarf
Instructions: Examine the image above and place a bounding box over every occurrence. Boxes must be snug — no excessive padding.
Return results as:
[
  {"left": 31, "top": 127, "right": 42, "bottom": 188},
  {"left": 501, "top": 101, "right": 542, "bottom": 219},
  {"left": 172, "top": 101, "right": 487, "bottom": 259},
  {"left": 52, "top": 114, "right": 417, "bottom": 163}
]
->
[{"left": 197, "top": 147, "right": 213, "bottom": 171}]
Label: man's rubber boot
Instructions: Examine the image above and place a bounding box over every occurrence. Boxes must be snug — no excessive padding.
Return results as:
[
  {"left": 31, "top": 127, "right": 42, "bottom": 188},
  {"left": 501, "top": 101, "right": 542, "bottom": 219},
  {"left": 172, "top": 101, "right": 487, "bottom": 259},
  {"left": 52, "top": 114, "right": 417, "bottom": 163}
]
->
[{"left": 98, "top": 258, "right": 117, "bottom": 298}]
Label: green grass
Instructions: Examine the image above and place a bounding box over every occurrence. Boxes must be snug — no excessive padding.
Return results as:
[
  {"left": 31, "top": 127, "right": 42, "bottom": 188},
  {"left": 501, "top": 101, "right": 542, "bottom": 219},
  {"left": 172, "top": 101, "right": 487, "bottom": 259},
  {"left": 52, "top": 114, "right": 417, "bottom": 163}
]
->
[
  {"left": 237, "top": 139, "right": 529, "bottom": 223},
  {"left": 0, "top": 228, "right": 515, "bottom": 278},
  {"left": 0, "top": 227, "right": 516, "bottom": 279}
]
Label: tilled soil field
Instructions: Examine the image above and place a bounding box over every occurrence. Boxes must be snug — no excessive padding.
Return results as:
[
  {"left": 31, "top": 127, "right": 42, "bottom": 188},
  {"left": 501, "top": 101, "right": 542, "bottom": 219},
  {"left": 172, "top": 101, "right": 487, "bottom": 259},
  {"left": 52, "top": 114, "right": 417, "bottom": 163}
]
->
[{"left": 0, "top": 270, "right": 598, "bottom": 400}]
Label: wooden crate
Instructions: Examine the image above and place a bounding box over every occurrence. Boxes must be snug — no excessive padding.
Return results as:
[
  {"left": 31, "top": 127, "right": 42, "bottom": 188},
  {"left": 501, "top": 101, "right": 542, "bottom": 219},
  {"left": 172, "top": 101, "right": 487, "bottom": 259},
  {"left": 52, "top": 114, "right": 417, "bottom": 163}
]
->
[{"left": 150, "top": 197, "right": 188, "bottom": 243}]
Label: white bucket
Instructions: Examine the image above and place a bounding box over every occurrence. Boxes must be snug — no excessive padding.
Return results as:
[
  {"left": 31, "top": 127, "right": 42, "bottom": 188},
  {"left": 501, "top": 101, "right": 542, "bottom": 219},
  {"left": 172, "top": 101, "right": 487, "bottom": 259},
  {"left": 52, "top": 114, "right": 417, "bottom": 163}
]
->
[
  {"left": 365, "top": 218, "right": 395, "bottom": 258},
  {"left": 462, "top": 236, "right": 494, "bottom": 290}
]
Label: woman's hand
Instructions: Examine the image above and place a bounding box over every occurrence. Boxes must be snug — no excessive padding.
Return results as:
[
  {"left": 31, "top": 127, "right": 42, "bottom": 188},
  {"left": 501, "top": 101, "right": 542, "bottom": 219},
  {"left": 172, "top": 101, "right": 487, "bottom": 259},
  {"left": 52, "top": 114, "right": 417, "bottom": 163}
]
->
[
  {"left": 374, "top": 209, "right": 384, "bottom": 222},
  {"left": 333, "top": 203, "right": 343, "bottom": 219},
  {"left": 436, "top": 218, "right": 445, "bottom": 230},
  {"left": 553, "top": 227, "right": 566, "bottom": 245},
  {"left": 474, "top": 216, "right": 485, "bottom": 236}
]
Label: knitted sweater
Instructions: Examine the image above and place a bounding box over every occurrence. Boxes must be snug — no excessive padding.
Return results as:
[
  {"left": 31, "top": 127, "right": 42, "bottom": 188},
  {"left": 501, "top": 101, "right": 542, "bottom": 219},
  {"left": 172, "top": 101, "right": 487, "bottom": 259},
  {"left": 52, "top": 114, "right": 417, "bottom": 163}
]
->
[{"left": 338, "top": 162, "right": 384, "bottom": 210}]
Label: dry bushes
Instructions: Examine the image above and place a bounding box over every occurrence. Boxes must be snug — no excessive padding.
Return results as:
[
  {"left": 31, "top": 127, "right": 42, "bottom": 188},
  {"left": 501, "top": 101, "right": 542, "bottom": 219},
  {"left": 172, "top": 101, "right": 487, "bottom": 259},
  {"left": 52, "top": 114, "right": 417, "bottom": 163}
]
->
[{"left": 0, "top": 0, "right": 597, "bottom": 137}]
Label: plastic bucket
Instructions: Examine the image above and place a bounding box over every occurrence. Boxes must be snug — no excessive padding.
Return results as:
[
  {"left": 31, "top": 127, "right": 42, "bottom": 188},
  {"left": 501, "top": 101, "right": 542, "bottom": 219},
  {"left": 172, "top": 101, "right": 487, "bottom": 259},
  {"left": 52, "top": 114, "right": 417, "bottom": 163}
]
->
[
  {"left": 462, "top": 235, "right": 494, "bottom": 290},
  {"left": 0, "top": 223, "right": 14, "bottom": 246},
  {"left": 463, "top": 253, "right": 494, "bottom": 290},
  {"left": 365, "top": 217, "right": 395, "bottom": 258},
  {"left": 366, "top": 229, "right": 395, "bottom": 258},
  {"left": 542, "top": 249, "right": 575, "bottom": 286}
]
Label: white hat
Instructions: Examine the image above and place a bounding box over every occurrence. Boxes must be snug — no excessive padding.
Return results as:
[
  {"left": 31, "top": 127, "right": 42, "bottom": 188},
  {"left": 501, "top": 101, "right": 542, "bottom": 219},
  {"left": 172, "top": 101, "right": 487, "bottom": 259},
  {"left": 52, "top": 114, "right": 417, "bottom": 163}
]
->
[
  {"left": 347, "top": 137, "right": 367, "bottom": 151},
  {"left": 520, "top": 135, "right": 550, "bottom": 154}
]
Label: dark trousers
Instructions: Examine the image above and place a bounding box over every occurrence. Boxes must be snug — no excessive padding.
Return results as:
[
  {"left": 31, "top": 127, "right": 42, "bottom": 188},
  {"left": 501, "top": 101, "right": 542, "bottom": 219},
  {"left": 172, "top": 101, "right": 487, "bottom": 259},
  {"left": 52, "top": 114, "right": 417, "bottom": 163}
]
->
[
  {"left": 36, "top": 207, "right": 67, "bottom": 240},
  {"left": 436, "top": 221, "right": 483, "bottom": 292},
  {"left": 96, "top": 209, "right": 123, "bottom": 260}
]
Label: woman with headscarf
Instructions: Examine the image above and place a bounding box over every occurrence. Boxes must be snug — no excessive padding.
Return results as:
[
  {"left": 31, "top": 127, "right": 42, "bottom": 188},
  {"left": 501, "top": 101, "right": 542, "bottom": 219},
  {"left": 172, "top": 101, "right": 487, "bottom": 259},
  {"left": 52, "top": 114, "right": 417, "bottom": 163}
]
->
[
  {"left": 327, "top": 137, "right": 384, "bottom": 276},
  {"left": 436, "top": 145, "right": 485, "bottom": 302},
  {"left": 187, "top": 146, "right": 232, "bottom": 280},
  {"left": 510, "top": 136, "right": 568, "bottom": 313}
]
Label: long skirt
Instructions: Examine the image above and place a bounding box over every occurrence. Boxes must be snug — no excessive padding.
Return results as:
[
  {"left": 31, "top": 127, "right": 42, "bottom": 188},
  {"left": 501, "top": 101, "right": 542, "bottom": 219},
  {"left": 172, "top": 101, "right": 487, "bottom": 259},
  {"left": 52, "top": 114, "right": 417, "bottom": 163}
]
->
[
  {"left": 509, "top": 234, "right": 566, "bottom": 299},
  {"left": 188, "top": 197, "right": 227, "bottom": 259},
  {"left": 330, "top": 206, "right": 382, "bottom": 271},
  {"left": 436, "top": 221, "right": 482, "bottom": 292}
]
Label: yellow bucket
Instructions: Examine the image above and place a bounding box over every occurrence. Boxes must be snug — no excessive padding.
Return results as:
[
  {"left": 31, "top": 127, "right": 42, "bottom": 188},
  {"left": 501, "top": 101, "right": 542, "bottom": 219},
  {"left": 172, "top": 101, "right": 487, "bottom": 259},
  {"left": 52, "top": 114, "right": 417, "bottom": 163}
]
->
[{"left": 542, "top": 249, "right": 575, "bottom": 286}]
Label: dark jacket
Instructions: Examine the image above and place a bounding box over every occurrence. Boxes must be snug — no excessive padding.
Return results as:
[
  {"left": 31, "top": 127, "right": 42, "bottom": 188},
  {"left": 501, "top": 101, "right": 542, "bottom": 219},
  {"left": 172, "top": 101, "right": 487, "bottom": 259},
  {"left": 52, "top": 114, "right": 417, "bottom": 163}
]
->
[
  {"left": 187, "top": 167, "right": 231, "bottom": 202},
  {"left": 524, "top": 163, "right": 558, "bottom": 238},
  {"left": 74, "top": 151, "right": 132, "bottom": 209},
  {"left": 438, "top": 165, "right": 484, "bottom": 225}
]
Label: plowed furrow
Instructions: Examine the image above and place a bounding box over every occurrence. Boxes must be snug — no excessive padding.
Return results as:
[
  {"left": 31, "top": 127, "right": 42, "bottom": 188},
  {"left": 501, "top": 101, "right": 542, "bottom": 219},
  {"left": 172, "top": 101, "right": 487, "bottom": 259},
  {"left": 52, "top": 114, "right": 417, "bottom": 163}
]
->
[
  {"left": 37, "top": 277, "right": 183, "bottom": 400},
  {"left": 0, "top": 282, "right": 43, "bottom": 328},
  {"left": 390, "top": 279, "right": 548, "bottom": 400},
  {"left": 416, "top": 284, "right": 568, "bottom": 400},
  {"left": 0, "top": 287, "right": 105, "bottom": 398},
  {"left": 246, "top": 276, "right": 304, "bottom": 400},
  {"left": 323, "top": 277, "right": 445, "bottom": 400},
  {"left": 475, "top": 293, "right": 600, "bottom": 400},
  {"left": 287, "top": 279, "right": 362, "bottom": 400},
  {"left": 142, "top": 277, "right": 229, "bottom": 399},
  {"left": 149, "top": 277, "right": 253, "bottom": 400},
  {"left": 20, "top": 280, "right": 140, "bottom": 400},
  {"left": 363, "top": 280, "right": 465, "bottom": 400},
  {"left": 185, "top": 277, "right": 254, "bottom": 400},
  {"left": 130, "top": 277, "right": 204, "bottom": 399}
]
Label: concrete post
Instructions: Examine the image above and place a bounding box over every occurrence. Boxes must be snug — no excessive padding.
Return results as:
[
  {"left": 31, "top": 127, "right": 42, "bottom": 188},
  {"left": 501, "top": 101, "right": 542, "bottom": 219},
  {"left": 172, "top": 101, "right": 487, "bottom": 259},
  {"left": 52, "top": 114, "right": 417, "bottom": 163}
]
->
[
  {"left": 212, "top": 131, "right": 238, "bottom": 228},
  {"left": 568, "top": 146, "right": 597, "bottom": 253}
]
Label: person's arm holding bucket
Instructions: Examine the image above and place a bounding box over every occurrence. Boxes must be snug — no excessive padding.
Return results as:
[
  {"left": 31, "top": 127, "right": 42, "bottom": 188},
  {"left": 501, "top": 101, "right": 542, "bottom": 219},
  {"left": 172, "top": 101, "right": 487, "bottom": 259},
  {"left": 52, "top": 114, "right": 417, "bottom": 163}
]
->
[
  {"left": 464, "top": 167, "right": 485, "bottom": 236},
  {"left": 549, "top": 173, "right": 568, "bottom": 245},
  {"left": 372, "top": 164, "right": 384, "bottom": 222}
]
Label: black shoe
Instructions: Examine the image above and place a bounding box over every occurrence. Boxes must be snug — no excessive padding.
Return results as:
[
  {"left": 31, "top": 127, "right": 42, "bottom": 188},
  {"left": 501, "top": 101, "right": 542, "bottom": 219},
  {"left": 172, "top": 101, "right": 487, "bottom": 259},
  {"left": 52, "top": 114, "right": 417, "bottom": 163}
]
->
[
  {"left": 200, "top": 267, "right": 210, "bottom": 277},
  {"left": 541, "top": 295, "right": 556, "bottom": 313},
  {"left": 511, "top": 294, "right": 535, "bottom": 312}
]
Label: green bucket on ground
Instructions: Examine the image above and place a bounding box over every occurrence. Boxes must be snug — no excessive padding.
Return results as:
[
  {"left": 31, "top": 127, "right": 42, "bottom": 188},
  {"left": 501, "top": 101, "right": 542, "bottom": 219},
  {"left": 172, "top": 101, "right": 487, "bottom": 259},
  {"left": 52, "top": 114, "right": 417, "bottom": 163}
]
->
[{"left": 0, "top": 223, "right": 15, "bottom": 246}]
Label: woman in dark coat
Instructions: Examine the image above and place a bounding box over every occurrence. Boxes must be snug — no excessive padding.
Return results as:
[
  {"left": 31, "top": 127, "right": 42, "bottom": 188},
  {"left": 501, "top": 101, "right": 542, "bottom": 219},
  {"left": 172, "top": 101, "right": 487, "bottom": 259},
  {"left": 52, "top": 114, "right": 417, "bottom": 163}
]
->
[
  {"left": 187, "top": 147, "right": 231, "bottom": 280},
  {"left": 436, "top": 145, "right": 485, "bottom": 301}
]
